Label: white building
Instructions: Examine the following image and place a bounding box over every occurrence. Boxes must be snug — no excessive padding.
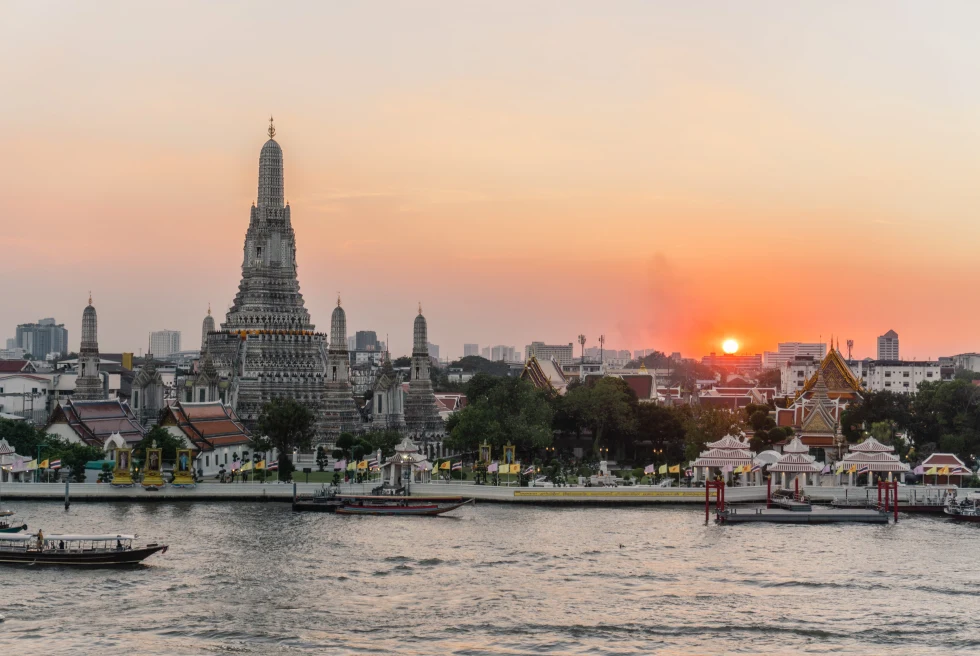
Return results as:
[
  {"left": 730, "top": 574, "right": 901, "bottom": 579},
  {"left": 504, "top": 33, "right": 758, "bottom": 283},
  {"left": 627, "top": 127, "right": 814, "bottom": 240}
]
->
[
  {"left": 877, "top": 330, "right": 899, "bottom": 360},
  {"left": 149, "top": 330, "right": 181, "bottom": 357},
  {"left": 943, "top": 353, "right": 980, "bottom": 373},
  {"left": 762, "top": 342, "right": 826, "bottom": 370},
  {"left": 463, "top": 343, "right": 479, "bottom": 357},
  {"left": 526, "top": 341, "right": 574, "bottom": 365},
  {"left": 782, "top": 356, "right": 949, "bottom": 396}
]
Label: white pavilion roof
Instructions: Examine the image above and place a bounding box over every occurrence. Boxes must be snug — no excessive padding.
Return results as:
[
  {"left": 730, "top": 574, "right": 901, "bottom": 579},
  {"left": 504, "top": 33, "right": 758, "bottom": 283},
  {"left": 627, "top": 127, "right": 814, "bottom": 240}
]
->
[
  {"left": 849, "top": 437, "right": 895, "bottom": 453},
  {"left": 782, "top": 436, "right": 809, "bottom": 455},
  {"left": 754, "top": 450, "right": 782, "bottom": 465},
  {"left": 841, "top": 450, "right": 910, "bottom": 472},
  {"left": 768, "top": 450, "right": 821, "bottom": 473},
  {"left": 706, "top": 433, "right": 752, "bottom": 451}
]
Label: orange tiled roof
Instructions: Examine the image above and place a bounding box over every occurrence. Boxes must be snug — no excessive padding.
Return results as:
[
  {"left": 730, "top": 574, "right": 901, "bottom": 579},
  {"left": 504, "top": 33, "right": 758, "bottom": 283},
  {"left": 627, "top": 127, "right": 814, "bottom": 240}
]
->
[{"left": 161, "top": 401, "right": 251, "bottom": 452}]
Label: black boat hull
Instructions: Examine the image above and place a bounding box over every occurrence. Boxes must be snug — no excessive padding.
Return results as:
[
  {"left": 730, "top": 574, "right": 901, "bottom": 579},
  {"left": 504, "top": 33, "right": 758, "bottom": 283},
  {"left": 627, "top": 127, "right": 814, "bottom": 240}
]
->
[{"left": 0, "top": 544, "right": 168, "bottom": 566}]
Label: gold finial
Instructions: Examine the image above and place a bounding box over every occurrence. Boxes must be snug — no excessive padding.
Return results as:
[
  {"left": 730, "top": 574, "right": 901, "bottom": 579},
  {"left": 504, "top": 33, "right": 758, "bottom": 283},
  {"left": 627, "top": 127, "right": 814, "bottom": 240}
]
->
[
  {"left": 207, "top": 302, "right": 211, "bottom": 316},
  {"left": 88, "top": 291, "right": 92, "bottom": 305},
  {"left": 337, "top": 293, "right": 341, "bottom": 307},
  {"left": 268, "top": 115, "right": 276, "bottom": 139},
  {"left": 418, "top": 302, "right": 422, "bottom": 315}
]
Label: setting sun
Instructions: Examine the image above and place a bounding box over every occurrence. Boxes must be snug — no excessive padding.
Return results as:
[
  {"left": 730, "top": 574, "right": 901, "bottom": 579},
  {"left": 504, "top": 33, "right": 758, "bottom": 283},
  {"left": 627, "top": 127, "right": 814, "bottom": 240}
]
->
[{"left": 722, "top": 339, "right": 739, "bottom": 354}]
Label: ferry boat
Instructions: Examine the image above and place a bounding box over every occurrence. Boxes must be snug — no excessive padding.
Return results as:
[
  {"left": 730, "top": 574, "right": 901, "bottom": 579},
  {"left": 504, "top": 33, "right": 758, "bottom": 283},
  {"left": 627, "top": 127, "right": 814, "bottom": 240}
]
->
[
  {"left": 292, "top": 487, "right": 473, "bottom": 516},
  {"left": 0, "top": 533, "right": 168, "bottom": 566}
]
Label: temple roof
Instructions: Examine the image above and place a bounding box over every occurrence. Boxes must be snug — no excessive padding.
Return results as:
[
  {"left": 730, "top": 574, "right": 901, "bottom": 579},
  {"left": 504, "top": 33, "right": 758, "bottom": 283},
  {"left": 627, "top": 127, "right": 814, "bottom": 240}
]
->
[
  {"left": 849, "top": 436, "right": 895, "bottom": 453},
  {"left": 796, "top": 347, "right": 862, "bottom": 399},
  {"left": 768, "top": 453, "right": 822, "bottom": 473},
  {"left": 520, "top": 356, "right": 568, "bottom": 395},
  {"left": 782, "top": 436, "right": 810, "bottom": 454},
  {"left": 920, "top": 453, "right": 967, "bottom": 468},
  {"left": 48, "top": 398, "right": 145, "bottom": 447},
  {"left": 706, "top": 434, "right": 751, "bottom": 450},
  {"left": 161, "top": 401, "right": 251, "bottom": 451}
]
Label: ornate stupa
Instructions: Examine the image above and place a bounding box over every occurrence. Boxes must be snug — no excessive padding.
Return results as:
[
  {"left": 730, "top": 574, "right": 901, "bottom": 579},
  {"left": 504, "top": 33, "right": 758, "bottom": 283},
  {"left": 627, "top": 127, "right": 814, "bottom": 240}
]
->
[
  {"left": 372, "top": 348, "right": 405, "bottom": 430},
  {"left": 201, "top": 119, "right": 331, "bottom": 437},
  {"left": 321, "top": 296, "right": 362, "bottom": 439},
  {"left": 73, "top": 293, "right": 105, "bottom": 400},
  {"left": 403, "top": 304, "right": 443, "bottom": 437},
  {"left": 200, "top": 304, "right": 215, "bottom": 351}
]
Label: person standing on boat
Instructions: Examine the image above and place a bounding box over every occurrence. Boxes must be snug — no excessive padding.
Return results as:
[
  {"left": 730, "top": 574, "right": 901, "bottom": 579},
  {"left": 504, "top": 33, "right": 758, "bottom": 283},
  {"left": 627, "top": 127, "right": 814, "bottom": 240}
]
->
[{"left": 36, "top": 529, "right": 44, "bottom": 549}]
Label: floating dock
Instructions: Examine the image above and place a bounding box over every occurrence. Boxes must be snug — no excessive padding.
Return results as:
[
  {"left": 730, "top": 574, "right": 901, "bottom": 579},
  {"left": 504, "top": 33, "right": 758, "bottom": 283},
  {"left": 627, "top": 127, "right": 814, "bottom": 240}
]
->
[{"left": 718, "top": 507, "right": 889, "bottom": 524}]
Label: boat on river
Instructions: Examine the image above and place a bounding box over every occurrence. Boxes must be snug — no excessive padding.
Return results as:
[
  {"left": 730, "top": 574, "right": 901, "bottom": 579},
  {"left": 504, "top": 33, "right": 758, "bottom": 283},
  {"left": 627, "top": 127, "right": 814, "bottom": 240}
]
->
[
  {"left": 293, "top": 487, "right": 473, "bottom": 516},
  {"left": 336, "top": 497, "right": 474, "bottom": 516},
  {"left": 0, "top": 511, "right": 26, "bottom": 534},
  {"left": 0, "top": 533, "right": 168, "bottom": 566},
  {"left": 944, "top": 492, "right": 980, "bottom": 522}
]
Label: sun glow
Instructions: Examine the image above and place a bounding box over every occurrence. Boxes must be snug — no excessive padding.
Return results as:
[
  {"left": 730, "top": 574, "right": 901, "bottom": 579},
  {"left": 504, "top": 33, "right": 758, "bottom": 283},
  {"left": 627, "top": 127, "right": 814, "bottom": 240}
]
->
[{"left": 722, "top": 339, "right": 739, "bottom": 354}]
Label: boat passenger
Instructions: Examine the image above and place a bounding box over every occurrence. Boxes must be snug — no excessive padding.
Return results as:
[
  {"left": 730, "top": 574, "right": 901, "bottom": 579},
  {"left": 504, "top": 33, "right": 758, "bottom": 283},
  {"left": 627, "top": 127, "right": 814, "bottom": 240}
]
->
[
  {"left": 59, "top": 540, "right": 65, "bottom": 551},
  {"left": 36, "top": 529, "right": 44, "bottom": 549},
  {"left": 116, "top": 539, "right": 124, "bottom": 551}
]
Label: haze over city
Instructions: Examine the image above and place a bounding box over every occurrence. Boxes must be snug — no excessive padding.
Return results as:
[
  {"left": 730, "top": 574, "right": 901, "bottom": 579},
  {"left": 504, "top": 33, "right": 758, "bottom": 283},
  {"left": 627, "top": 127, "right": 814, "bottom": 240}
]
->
[{"left": 3, "top": 1, "right": 979, "bottom": 359}]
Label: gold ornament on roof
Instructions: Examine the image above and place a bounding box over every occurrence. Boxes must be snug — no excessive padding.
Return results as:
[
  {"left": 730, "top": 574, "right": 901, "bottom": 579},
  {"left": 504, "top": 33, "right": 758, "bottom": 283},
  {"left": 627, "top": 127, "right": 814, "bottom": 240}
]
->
[
  {"left": 418, "top": 302, "right": 422, "bottom": 315},
  {"left": 88, "top": 291, "right": 92, "bottom": 305},
  {"left": 268, "top": 115, "right": 276, "bottom": 139}
]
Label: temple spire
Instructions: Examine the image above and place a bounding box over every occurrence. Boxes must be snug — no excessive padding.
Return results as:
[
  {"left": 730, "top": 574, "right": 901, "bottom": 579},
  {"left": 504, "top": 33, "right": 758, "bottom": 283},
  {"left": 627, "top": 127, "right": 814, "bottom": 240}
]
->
[{"left": 268, "top": 115, "right": 276, "bottom": 139}]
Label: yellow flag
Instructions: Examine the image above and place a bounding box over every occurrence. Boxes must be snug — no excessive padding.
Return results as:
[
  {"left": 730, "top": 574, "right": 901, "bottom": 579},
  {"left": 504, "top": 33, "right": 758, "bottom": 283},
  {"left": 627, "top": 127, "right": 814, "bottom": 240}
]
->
[
  {"left": 440, "top": 461, "right": 451, "bottom": 470},
  {"left": 658, "top": 464, "right": 667, "bottom": 474},
  {"left": 848, "top": 465, "right": 857, "bottom": 474},
  {"left": 39, "top": 459, "right": 49, "bottom": 469},
  {"left": 255, "top": 460, "right": 265, "bottom": 470},
  {"left": 26, "top": 459, "right": 37, "bottom": 470},
  {"left": 358, "top": 460, "right": 368, "bottom": 470},
  {"left": 511, "top": 464, "right": 521, "bottom": 474},
  {"left": 669, "top": 465, "right": 680, "bottom": 474},
  {"left": 939, "top": 466, "right": 950, "bottom": 476},
  {"left": 241, "top": 462, "right": 253, "bottom": 472},
  {"left": 926, "top": 467, "right": 937, "bottom": 475},
  {"left": 347, "top": 461, "right": 356, "bottom": 471}
]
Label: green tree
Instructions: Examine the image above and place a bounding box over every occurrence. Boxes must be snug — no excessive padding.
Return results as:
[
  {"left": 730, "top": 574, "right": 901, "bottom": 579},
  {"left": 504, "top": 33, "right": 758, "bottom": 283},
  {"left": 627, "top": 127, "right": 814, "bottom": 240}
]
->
[
  {"left": 636, "top": 403, "right": 686, "bottom": 464},
  {"left": 756, "top": 369, "right": 781, "bottom": 389},
  {"left": 563, "top": 377, "right": 639, "bottom": 455},
  {"left": 681, "top": 406, "right": 745, "bottom": 460},
  {"left": 335, "top": 433, "right": 356, "bottom": 459},
  {"left": 133, "top": 426, "right": 184, "bottom": 464},
  {"left": 315, "top": 446, "right": 328, "bottom": 472},
  {"left": 254, "top": 397, "right": 317, "bottom": 482},
  {"left": 451, "top": 356, "right": 511, "bottom": 377},
  {"left": 445, "top": 377, "right": 553, "bottom": 456},
  {"left": 60, "top": 443, "right": 102, "bottom": 482},
  {"left": 393, "top": 356, "right": 411, "bottom": 367},
  {"left": 360, "top": 429, "right": 402, "bottom": 458},
  {"left": 0, "top": 419, "right": 65, "bottom": 461}
]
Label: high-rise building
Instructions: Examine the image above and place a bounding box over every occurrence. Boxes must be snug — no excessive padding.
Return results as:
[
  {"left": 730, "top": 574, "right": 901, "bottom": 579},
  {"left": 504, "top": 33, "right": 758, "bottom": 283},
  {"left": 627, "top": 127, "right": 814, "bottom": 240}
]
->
[
  {"left": 491, "top": 345, "right": 517, "bottom": 362},
  {"left": 356, "top": 330, "right": 379, "bottom": 351},
  {"left": 526, "top": 342, "right": 574, "bottom": 365},
  {"left": 762, "top": 342, "right": 826, "bottom": 369},
  {"left": 149, "top": 330, "right": 181, "bottom": 357},
  {"left": 877, "top": 330, "right": 899, "bottom": 360},
  {"left": 481, "top": 346, "right": 491, "bottom": 360},
  {"left": 5, "top": 338, "right": 15, "bottom": 350},
  {"left": 427, "top": 343, "right": 440, "bottom": 361},
  {"left": 347, "top": 336, "right": 357, "bottom": 352},
  {"left": 463, "top": 343, "right": 479, "bottom": 358},
  {"left": 15, "top": 318, "right": 68, "bottom": 359}
]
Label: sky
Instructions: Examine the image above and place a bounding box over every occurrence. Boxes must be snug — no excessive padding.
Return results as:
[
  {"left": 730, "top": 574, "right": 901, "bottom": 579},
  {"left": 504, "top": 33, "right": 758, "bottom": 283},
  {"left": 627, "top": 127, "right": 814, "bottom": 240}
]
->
[{"left": 2, "top": 1, "right": 979, "bottom": 361}]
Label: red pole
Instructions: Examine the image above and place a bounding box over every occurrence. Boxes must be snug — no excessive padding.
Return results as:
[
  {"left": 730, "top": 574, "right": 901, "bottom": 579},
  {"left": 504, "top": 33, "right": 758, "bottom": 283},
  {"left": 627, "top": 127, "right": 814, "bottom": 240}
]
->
[
  {"left": 705, "top": 482, "right": 710, "bottom": 524},
  {"left": 893, "top": 481, "right": 899, "bottom": 523},
  {"left": 767, "top": 476, "right": 772, "bottom": 509},
  {"left": 720, "top": 483, "right": 725, "bottom": 512},
  {"left": 795, "top": 476, "right": 799, "bottom": 499}
]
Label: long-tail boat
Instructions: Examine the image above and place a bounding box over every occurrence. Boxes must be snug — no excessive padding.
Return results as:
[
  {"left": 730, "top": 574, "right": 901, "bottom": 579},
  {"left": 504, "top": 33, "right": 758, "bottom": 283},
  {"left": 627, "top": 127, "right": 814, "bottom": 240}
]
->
[
  {"left": 0, "top": 533, "right": 168, "bottom": 566},
  {"left": 335, "top": 497, "right": 474, "bottom": 516}
]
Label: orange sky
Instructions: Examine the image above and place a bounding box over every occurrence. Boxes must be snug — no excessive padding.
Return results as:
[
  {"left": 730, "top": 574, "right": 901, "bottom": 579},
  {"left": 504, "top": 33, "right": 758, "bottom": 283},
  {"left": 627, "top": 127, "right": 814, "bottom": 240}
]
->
[{"left": 2, "top": 2, "right": 979, "bottom": 360}]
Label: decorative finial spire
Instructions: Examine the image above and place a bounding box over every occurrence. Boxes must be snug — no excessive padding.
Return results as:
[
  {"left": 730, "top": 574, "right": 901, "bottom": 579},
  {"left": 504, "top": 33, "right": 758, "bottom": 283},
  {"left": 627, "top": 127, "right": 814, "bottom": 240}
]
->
[
  {"left": 418, "top": 302, "right": 422, "bottom": 315},
  {"left": 268, "top": 115, "right": 276, "bottom": 139},
  {"left": 207, "top": 302, "right": 211, "bottom": 316},
  {"left": 88, "top": 291, "right": 92, "bottom": 306},
  {"left": 337, "top": 293, "right": 341, "bottom": 307}
]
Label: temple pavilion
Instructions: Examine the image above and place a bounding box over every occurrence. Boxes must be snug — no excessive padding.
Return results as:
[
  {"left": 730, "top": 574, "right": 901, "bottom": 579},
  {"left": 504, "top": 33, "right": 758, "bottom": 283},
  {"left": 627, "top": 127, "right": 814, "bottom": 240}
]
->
[
  {"left": 776, "top": 363, "right": 853, "bottom": 461},
  {"left": 839, "top": 436, "right": 910, "bottom": 485},
  {"left": 767, "top": 436, "right": 823, "bottom": 489},
  {"left": 379, "top": 437, "right": 432, "bottom": 488},
  {"left": 691, "top": 433, "right": 755, "bottom": 484}
]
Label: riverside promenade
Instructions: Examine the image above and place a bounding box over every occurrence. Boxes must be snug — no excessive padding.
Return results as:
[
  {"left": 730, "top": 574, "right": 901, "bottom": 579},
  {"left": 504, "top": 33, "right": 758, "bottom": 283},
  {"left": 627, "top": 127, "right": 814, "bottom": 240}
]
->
[
  {"left": 2, "top": 482, "right": 954, "bottom": 506},
  {"left": 0, "top": 481, "right": 767, "bottom": 505}
]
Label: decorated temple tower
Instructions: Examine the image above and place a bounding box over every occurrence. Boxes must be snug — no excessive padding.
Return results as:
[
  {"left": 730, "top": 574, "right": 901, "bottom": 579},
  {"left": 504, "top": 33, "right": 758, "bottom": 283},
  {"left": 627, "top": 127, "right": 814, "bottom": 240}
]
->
[
  {"left": 403, "top": 305, "right": 443, "bottom": 437},
  {"left": 372, "top": 349, "right": 406, "bottom": 430},
  {"left": 74, "top": 294, "right": 105, "bottom": 400},
  {"left": 200, "top": 304, "right": 215, "bottom": 351},
  {"left": 321, "top": 297, "right": 362, "bottom": 441},
  {"left": 202, "top": 119, "right": 331, "bottom": 437}
]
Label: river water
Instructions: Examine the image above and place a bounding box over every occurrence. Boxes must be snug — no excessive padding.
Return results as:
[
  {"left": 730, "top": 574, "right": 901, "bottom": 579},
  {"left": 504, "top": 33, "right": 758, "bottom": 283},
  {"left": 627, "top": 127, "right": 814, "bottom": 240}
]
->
[{"left": 0, "top": 500, "right": 976, "bottom": 655}]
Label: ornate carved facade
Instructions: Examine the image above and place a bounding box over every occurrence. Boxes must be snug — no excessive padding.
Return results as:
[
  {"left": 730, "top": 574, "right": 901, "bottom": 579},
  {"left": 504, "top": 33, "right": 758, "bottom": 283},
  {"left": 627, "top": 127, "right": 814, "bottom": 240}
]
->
[
  {"left": 403, "top": 306, "right": 444, "bottom": 437},
  {"left": 73, "top": 295, "right": 105, "bottom": 400},
  {"left": 321, "top": 298, "right": 362, "bottom": 440},
  {"left": 201, "top": 119, "right": 333, "bottom": 440}
]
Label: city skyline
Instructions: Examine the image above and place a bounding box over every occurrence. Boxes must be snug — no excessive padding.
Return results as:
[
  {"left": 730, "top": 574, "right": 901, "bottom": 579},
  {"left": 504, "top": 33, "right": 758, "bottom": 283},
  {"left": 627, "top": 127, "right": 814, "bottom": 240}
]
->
[{"left": 3, "top": 3, "right": 980, "bottom": 360}]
